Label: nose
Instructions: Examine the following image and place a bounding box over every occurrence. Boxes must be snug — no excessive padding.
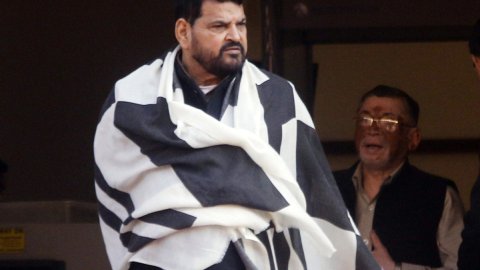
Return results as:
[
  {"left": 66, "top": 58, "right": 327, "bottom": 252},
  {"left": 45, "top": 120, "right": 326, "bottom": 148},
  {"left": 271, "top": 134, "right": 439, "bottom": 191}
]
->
[
  {"left": 370, "top": 119, "right": 381, "bottom": 128},
  {"left": 366, "top": 119, "right": 381, "bottom": 134},
  {"left": 226, "top": 25, "right": 241, "bottom": 41}
]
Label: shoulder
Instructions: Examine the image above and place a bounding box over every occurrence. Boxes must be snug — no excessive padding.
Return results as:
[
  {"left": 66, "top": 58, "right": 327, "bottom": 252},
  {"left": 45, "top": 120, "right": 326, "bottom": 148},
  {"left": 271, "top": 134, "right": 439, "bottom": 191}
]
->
[
  {"left": 244, "top": 62, "right": 294, "bottom": 92},
  {"left": 116, "top": 58, "right": 164, "bottom": 91},
  {"left": 333, "top": 164, "right": 357, "bottom": 184},
  {"left": 113, "top": 48, "right": 178, "bottom": 104},
  {"left": 402, "top": 163, "right": 457, "bottom": 190},
  {"left": 333, "top": 168, "right": 353, "bottom": 181},
  {"left": 259, "top": 68, "right": 293, "bottom": 90},
  {"left": 243, "top": 62, "right": 309, "bottom": 121},
  {"left": 112, "top": 58, "right": 165, "bottom": 105},
  {"left": 332, "top": 165, "right": 358, "bottom": 203}
]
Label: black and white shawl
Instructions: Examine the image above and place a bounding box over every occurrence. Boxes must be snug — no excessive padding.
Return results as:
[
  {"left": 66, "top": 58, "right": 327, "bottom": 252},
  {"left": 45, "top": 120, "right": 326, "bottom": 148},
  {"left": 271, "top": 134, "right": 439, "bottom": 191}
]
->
[{"left": 94, "top": 46, "right": 378, "bottom": 270}]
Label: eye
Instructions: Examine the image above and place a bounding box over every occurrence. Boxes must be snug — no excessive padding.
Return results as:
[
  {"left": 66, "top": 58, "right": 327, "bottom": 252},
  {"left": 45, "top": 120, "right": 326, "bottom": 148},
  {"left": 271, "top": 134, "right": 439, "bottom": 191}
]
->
[
  {"left": 379, "top": 118, "right": 399, "bottom": 131},
  {"left": 237, "top": 21, "right": 247, "bottom": 31},
  {"left": 379, "top": 118, "right": 398, "bottom": 126},
  {"left": 357, "top": 116, "right": 373, "bottom": 126},
  {"left": 210, "top": 23, "right": 228, "bottom": 33}
]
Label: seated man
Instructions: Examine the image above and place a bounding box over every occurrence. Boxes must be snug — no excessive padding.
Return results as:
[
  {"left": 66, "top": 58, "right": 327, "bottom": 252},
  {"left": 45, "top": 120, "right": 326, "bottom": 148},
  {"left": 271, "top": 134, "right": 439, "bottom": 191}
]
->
[{"left": 334, "top": 85, "right": 464, "bottom": 270}]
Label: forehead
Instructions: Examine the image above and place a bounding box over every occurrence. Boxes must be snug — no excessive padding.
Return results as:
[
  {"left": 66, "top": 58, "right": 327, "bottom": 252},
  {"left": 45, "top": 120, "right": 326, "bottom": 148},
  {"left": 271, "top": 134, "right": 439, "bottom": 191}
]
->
[
  {"left": 199, "top": 1, "right": 245, "bottom": 21},
  {"left": 359, "top": 96, "right": 408, "bottom": 116}
]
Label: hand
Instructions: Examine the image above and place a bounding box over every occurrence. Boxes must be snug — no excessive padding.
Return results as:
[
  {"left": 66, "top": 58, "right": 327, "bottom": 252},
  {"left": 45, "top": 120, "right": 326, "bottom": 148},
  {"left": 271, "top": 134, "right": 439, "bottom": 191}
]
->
[{"left": 371, "top": 230, "right": 397, "bottom": 270}]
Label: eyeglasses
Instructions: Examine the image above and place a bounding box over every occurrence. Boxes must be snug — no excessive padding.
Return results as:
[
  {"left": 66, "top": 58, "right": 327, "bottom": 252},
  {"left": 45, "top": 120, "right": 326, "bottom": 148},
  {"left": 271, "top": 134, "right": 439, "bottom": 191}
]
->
[{"left": 355, "top": 115, "right": 414, "bottom": 132}]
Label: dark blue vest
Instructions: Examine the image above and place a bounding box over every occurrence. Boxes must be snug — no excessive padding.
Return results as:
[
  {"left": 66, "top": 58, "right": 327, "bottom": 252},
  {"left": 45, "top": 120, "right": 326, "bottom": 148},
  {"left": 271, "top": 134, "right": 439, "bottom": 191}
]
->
[{"left": 334, "top": 161, "right": 455, "bottom": 267}]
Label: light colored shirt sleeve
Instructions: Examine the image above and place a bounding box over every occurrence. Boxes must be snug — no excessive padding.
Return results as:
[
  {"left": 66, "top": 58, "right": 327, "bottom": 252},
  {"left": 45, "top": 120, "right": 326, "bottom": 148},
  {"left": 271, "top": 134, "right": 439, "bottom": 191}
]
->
[{"left": 397, "top": 186, "right": 464, "bottom": 270}]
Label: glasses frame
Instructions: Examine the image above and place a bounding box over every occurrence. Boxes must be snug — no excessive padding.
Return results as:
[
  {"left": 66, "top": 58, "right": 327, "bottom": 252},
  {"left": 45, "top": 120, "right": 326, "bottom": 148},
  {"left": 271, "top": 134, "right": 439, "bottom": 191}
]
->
[{"left": 354, "top": 115, "right": 415, "bottom": 132}]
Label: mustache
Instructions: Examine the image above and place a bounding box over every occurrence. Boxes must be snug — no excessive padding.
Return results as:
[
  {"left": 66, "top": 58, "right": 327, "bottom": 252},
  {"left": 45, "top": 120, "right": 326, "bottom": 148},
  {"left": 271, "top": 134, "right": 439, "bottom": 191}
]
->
[{"left": 220, "top": 42, "right": 245, "bottom": 55}]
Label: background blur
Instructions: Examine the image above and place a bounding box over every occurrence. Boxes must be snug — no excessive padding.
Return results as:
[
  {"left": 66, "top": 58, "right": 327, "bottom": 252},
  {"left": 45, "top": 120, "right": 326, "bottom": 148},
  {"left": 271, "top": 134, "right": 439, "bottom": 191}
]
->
[{"left": 1, "top": 0, "right": 479, "bottom": 208}]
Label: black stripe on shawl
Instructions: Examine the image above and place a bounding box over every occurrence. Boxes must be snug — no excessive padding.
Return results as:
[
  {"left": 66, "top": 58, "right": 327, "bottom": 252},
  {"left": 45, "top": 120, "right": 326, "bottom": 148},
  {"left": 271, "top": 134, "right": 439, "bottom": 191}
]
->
[
  {"left": 96, "top": 156, "right": 197, "bottom": 230},
  {"left": 95, "top": 164, "right": 135, "bottom": 224},
  {"left": 289, "top": 228, "right": 307, "bottom": 269},
  {"left": 272, "top": 231, "right": 290, "bottom": 270},
  {"left": 355, "top": 234, "right": 382, "bottom": 270},
  {"left": 98, "top": 199, "right": 156, "bottom": 253},
  {"left": 95, "top": 165, "right": 156, "bottom": 252},
  {"left": 98, "top": 201, "right": 123, "bottom": 231},
  {"left": 295, "top": 121, "right": 352, "bottom": 231},
  {"left": 98, "top": 198, "right": 194, "bottom": 252},
  {"left": 171, "top": 145, "right": 289, "bottom": 210},
  {"left": 139, "top": 209, "right": 196, "bottom": 229},
  {"left": 256, "top": 70, "right": 296, "bottom": 153},
  {"left": 114, "top": 97, "right": 289, "bottom": 212},
  {"left": 114, "top": 99, "right": 191, "bottom": 151},
  {"left": 120, "top": 231, "right": 155, "bottom": 253},
  {"left": 255, "top": 229, "right": 276, "bottom": 270}
]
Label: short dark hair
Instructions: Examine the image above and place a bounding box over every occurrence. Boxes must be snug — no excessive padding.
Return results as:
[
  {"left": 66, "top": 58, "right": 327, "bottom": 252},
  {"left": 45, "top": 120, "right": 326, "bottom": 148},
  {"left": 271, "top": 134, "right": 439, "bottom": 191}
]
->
[
  {"left": 175, "top": 0, "right": 244, "bottom": 25},
  {"left": 469, "top": 19, "right": 480, "bottom": 56},
  {"left": 358, "top": 85, "right": 420, "bottom": 126}
]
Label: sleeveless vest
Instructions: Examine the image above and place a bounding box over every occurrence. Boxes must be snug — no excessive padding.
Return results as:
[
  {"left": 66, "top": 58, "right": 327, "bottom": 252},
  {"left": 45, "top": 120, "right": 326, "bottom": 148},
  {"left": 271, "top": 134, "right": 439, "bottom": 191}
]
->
[{"left": 334, "top": 162, "right": 453, "bottom": 267}]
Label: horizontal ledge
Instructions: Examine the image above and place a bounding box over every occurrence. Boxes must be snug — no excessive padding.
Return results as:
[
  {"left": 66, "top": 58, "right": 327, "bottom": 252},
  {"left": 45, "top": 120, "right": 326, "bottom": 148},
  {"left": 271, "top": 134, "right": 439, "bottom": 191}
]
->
[
  {"left": 284, "top": 25, "right": 474, "bottom": 44},
  {"left": 322, "top": 138, "right": 480, "bottom": 155}
]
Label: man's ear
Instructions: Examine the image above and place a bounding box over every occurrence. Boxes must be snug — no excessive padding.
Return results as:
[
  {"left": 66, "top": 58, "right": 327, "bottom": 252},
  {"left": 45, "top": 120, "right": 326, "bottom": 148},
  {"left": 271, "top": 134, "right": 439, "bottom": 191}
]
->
[
  {"left": 407, "top": 128, "right": 421, "bottom": 151},
  {"left": 472, "top": 55, "right": 480, "bottom": 66},
  {"left": 472, "top": 55, "right": 480, "bottom": 78},
  {"left": 175, "top": 19, "right": 191, "bottom": 50}
]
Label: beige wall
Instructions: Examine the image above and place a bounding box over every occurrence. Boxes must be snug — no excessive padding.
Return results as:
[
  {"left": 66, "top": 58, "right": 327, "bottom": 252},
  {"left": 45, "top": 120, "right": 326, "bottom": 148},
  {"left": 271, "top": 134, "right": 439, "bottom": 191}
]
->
[{"left": 313, "top": 41, "right": 480, "bottom": 140}]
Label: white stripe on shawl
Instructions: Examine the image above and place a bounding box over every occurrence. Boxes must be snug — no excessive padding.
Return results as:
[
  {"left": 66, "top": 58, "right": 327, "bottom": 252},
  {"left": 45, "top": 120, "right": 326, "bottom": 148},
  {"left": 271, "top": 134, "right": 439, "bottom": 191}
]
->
[
  {"left": 304, "top": 218, "right": 358, "bottom": 269},
  {"left": 99, "top": 219, "right": 130, "bottom": 270}
]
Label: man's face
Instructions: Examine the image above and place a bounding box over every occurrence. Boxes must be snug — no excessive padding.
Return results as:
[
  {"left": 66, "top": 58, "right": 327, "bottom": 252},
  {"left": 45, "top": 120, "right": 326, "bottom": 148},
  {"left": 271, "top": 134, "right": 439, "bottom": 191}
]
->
[
  {"left": 354, "top": 96, "right": 419, "bottom": 172},
  {"left": 188, "top": 1, "right": 247, "bottom": 78}
]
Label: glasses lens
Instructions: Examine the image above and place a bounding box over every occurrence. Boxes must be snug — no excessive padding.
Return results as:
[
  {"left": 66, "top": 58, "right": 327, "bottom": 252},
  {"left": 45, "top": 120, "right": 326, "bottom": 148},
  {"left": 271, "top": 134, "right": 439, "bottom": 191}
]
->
[
  {"left": 378, "top": 118, "right": 399, "bottom": 132},
  {"left": 356, "top": 115, "right": 399, "bottom": 132},
  {"left": 357, "top": 116, "right": 373, "bottom": 127}
]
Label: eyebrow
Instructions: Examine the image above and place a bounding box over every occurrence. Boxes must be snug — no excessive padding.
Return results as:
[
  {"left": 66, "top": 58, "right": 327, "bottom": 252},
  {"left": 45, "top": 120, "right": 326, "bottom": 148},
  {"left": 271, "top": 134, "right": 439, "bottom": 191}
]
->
[
  {"left": 208, "top": 16, "right": 246, "bottom": 25},
  {"left": 358, "top": 111, "right": 398, "bottom": 118}
]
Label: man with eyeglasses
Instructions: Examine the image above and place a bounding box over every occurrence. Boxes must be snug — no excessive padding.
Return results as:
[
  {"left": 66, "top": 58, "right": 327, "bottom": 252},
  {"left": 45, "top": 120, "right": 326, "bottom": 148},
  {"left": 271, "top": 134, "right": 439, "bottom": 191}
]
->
[
  {"left": 334, "top": 85, "right": 464, "bottom": 270},
  {"left": 458, "top": 18, "right": 480, "bottom": 270}
]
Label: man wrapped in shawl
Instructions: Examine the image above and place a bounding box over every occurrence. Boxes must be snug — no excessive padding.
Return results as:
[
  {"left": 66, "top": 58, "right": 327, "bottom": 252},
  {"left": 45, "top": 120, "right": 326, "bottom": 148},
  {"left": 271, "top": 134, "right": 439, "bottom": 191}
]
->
[{"left": 94, "top": 0, "right": 379, "bottom": 269}]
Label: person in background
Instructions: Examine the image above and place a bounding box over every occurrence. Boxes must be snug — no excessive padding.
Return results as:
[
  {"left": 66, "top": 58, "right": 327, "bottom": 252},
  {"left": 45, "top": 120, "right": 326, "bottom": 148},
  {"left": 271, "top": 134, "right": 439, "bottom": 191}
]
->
[
  {"left": 334, "top": 85, "right": 464, "bottom": 270},
  {"left": 458, "top": 18, "right": 480, "bottom": 270},
  {"left": 93, "top": 0, "right": 378, "bottom": 269}
]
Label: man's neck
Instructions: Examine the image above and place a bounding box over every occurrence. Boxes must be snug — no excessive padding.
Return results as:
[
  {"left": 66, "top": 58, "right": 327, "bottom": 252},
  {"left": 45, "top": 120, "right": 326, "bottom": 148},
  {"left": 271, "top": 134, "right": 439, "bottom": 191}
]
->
[
  {"left": 362, "top": 170, "right": 386, "bottom": 200},
  {"left": 360, "top": 162, "right": 404, "bottom": 200}
]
